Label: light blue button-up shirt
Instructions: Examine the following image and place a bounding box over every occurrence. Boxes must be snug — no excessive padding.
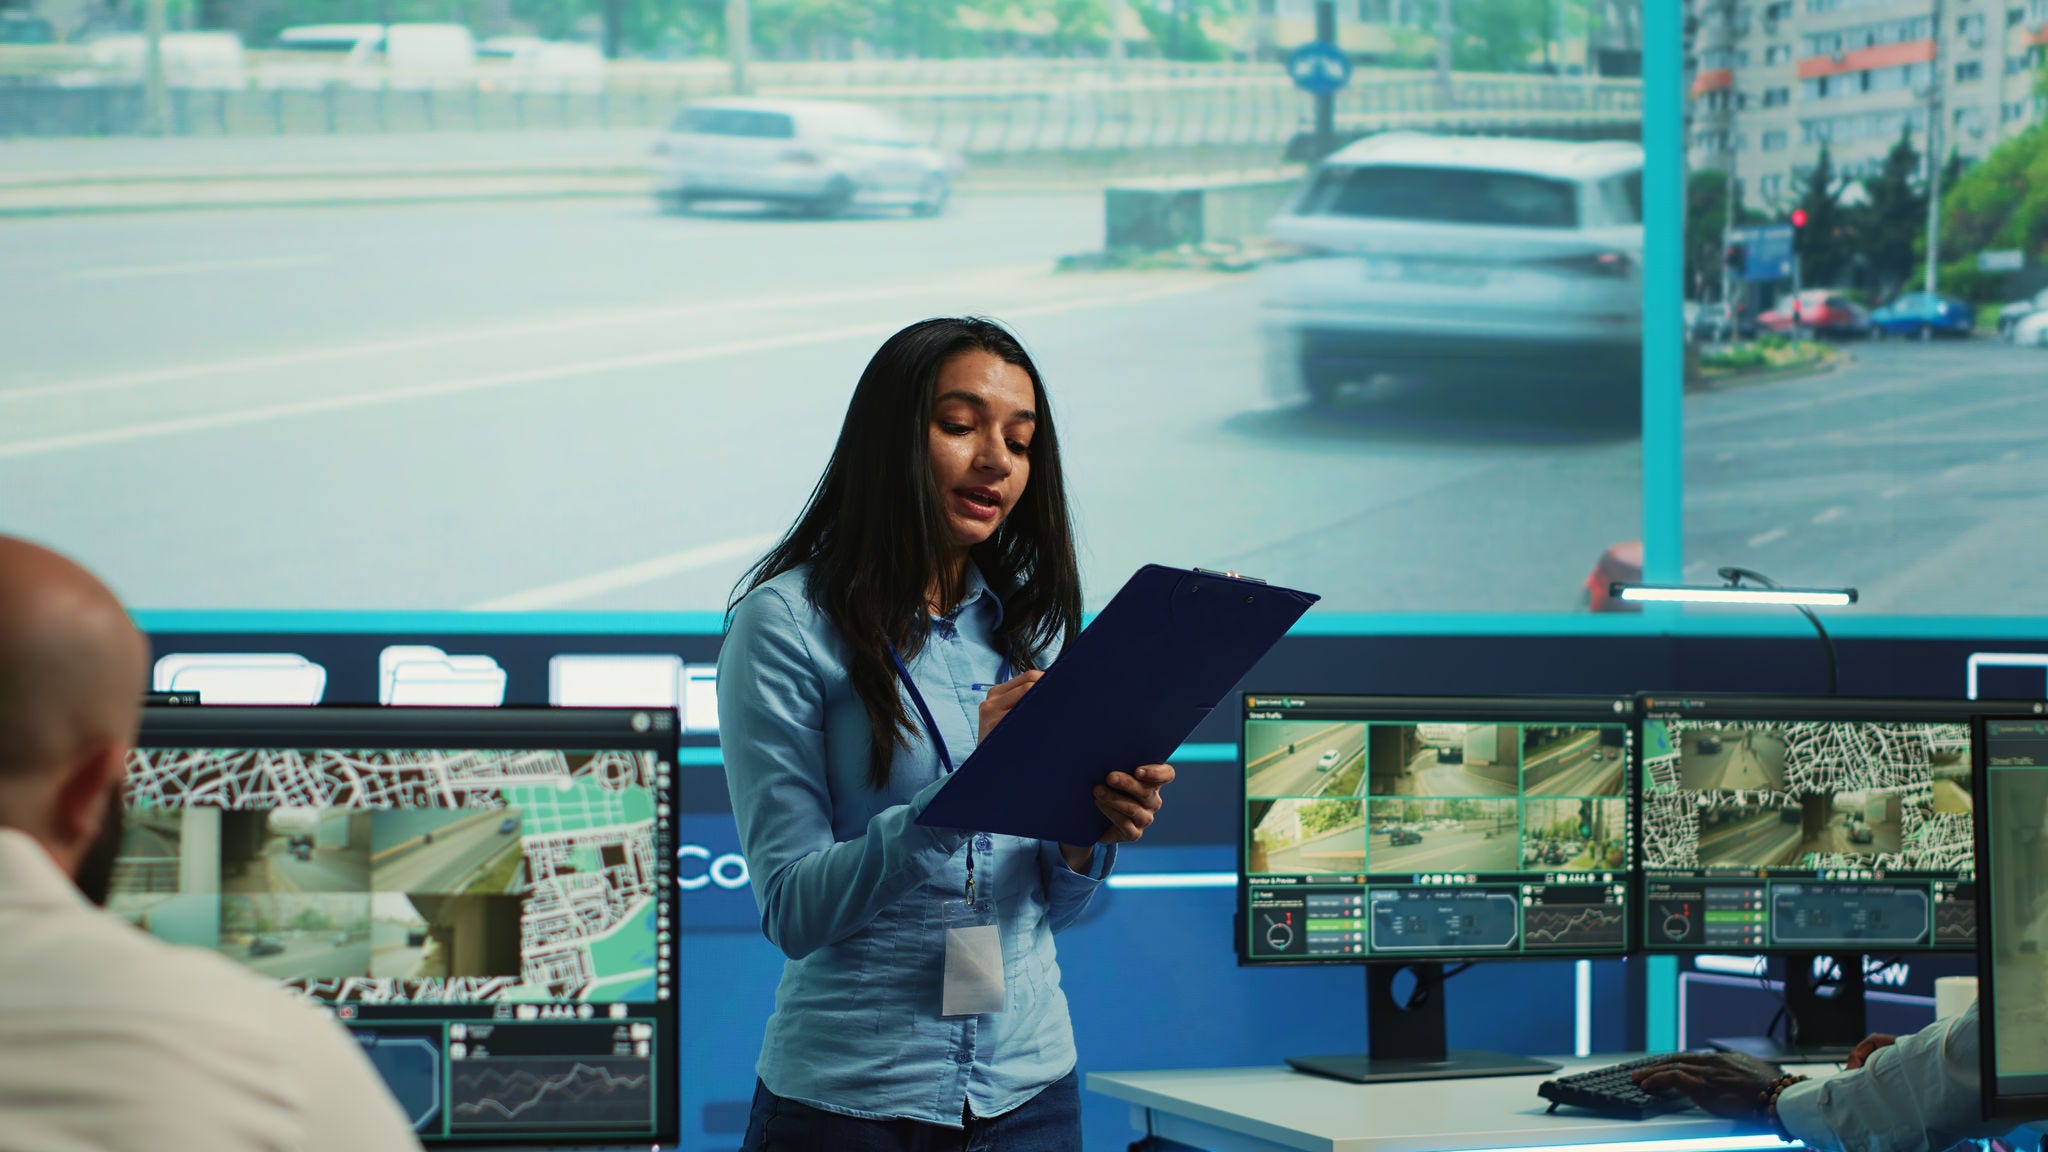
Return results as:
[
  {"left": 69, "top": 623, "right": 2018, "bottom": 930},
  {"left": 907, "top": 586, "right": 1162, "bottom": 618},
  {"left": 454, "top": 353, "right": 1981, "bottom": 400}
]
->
[{"left": 717, "top": 563, "right": 1114, "bottom": 1126}]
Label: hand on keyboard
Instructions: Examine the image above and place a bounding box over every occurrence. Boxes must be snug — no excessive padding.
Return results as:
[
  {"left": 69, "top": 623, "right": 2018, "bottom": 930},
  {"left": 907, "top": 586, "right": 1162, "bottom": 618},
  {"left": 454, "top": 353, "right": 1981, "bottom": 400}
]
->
[
  {"left": 1539, "top": 1051, "right": 1785, "bottom": 1121},
  {"left": 1631, "top": 1051, "right": 1785, "bottom": 1121}
]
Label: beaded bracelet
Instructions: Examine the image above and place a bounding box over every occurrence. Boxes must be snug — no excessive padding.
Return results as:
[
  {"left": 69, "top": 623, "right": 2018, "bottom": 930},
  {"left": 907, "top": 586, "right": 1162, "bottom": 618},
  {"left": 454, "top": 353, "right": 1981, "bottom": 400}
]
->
[{"left": 1760, "top": 1074, "right": 1810, "bottom": 1141}]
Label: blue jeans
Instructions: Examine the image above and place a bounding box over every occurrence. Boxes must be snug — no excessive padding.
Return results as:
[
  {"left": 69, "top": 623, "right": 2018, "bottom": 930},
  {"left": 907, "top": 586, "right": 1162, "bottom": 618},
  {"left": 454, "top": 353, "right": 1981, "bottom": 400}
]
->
[{"left": 739, "top": 1070, "right": 1081, "bottom": 1152}]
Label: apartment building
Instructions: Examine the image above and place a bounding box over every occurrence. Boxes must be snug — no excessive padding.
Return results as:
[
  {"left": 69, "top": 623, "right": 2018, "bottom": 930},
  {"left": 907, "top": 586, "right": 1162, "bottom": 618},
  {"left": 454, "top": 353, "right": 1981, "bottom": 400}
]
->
[{"left": 1685, "top": 0, "right": 2048, "bottom": 208}]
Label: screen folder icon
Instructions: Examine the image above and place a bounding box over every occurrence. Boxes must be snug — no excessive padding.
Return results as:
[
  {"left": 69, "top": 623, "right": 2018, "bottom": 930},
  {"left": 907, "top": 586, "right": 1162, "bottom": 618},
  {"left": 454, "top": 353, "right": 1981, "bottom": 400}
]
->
[
  {"left": 548, "top": 655, "right": 718, "bottom": 732},
  {"left": 378, "top": 646, "right": 508, "bottom": 707},
  {"left": 152, "top": 653, "right": 328, "bottom": 705}
]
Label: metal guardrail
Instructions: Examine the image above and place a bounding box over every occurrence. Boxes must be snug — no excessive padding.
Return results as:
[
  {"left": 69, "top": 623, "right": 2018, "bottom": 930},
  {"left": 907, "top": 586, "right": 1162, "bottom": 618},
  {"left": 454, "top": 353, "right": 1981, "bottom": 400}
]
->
[{"left": 0, "top": 68, "right": 1641, "bottom": 147}]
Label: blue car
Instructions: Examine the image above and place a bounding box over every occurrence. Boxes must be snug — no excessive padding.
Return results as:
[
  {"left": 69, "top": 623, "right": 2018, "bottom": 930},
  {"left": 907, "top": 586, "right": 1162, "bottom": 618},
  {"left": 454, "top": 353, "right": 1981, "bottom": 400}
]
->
[{"left": 1870, "top": 292, "right": 1975, "bottom": 338}]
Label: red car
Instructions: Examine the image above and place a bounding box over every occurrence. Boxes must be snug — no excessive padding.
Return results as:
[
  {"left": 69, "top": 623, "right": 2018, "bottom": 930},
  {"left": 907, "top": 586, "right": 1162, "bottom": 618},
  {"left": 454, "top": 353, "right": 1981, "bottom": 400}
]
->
[
  {"left": 1757, "top": 290, "right": 1870, "bottom": 338},
  {"left": 1585, "top": 540, "right": 1642, "bottom": 613}
]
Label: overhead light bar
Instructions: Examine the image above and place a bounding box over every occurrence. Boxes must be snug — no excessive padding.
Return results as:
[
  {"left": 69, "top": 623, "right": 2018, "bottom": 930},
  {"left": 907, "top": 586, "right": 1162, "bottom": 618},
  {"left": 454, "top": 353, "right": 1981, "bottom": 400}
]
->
[{"left": 1612, "top": 584, "right": 1857, "bottom": 607}]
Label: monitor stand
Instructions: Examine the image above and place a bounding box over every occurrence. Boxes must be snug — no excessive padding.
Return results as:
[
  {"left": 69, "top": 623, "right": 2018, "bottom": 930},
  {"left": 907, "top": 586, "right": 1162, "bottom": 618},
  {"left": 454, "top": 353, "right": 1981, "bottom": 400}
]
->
[
  {"left": 1709, "top": 951, "right": 1866, "bottom": 1063},
  {"left": 1287, "top": 963, "right": 1562, "bottom": 1084}
]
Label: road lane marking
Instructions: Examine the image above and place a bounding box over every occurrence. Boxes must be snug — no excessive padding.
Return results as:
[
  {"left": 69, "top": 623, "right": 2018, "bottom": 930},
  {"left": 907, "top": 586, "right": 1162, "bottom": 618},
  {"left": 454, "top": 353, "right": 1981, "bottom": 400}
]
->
[
  {"left": 1811, "top": 506, "right": 1845, "bottom": 524},
  {"left": 0, "top": 278, "right": 1214, "bottom": 462},
  {"left": 1746, "top": 527, "right": 1789, "bottom": 548},
  {"left": 0, "top": 263, "right": 1052, "bottom": 404},
  {"left": 60, "top": 255, "right": 332, "bottom": 282},
  {"left": 469, "top": 534, "right": 779, "bottom": 612}
]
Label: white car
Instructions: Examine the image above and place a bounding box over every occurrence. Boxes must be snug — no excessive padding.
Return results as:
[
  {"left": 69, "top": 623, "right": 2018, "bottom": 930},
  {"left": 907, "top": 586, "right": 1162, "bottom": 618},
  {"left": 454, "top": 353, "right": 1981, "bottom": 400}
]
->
[
  {"left": 1998, "top": 287, "right": 2048, "bottom": 340},
  {"left": 1259, "top": 132, "right": 1643, "bottom": 413},
  {"left": 2014, "top": 310, "right": 2048, "bottom": 348},
  {"left": 651, "top": 99, "right": 956, "bottom": 218},
  {"left": 1317, "top": 748, "right": 1341, "bottom": 771}
]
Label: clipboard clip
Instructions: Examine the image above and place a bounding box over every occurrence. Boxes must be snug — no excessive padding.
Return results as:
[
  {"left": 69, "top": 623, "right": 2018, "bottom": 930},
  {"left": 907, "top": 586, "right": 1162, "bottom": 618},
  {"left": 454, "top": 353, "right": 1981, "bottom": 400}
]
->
[{"left": 1192, "top": 567, "right": 1267, "bottom": 585}]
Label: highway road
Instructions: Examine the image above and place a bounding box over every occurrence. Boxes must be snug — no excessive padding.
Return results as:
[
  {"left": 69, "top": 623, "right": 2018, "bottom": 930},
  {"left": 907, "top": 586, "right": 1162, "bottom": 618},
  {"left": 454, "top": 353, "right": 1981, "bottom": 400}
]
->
[
  {"left": 1523, "top": 731, "right": 1623, "bottom": 796},
  {"left": 0, "top": 196, "right": 1638, "bottom": 616},
  {"left": 1932, "top": 778, "right": 1972, "bottom": 814},
  {"left": 1678, "top": 731, "right": 1788, "bottom": 793},
  {"left": 1408, "top": 752, "right": 1517, "bottom": 797},
  {"left": 1261, "top": 821, "right": 1367, "bottom": 874},
  {"left": 1698, "top": 811, "right": 1802, "bottom": 867},
  {"left": 1246, "top": 724, "right": 1365, "bottom": 797},
  {"left": 1687, "top": 339, "right": 2048, "bottom": 616},
  {"left": 1371, "top": 825, "right": 1518, "bottom": 874},
  {"left": 241, "top": 934, "right": 373, "bottom": 981},
  {"left": 228, "top": 837, "right": 369, "bottom": 894},
  {"left": 374, "top": 813, "right": 521, "bottom": 894}
]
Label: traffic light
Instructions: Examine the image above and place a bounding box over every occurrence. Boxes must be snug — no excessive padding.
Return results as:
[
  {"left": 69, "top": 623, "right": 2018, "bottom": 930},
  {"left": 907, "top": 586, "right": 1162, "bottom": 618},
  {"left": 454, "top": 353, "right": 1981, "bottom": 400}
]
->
[
  {"left": 1790, "top": 208, "right": 1808, "bottom": 229},
  {"left": 1724, "top": 242, "right": 1747, "bottom": 271}
]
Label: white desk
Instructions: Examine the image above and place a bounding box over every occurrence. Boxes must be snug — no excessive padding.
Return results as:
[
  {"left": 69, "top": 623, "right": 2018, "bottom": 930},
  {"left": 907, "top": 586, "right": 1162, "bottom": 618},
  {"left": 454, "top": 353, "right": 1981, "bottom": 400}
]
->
[{"left": 1088, "top": 1056, "right": 1827, "bottom": 1152}]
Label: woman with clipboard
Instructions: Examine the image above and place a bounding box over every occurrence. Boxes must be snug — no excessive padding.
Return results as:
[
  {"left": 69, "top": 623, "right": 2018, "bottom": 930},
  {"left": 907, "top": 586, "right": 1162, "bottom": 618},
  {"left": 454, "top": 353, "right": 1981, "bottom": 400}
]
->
[{"left": 718, "top": 316, "right": 1175, "bottom": 1151}]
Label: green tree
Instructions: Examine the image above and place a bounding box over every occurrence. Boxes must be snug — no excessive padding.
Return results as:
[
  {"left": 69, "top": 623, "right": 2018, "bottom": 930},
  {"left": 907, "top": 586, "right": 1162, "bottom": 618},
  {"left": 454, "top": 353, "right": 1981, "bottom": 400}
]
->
[
  {"left": 1136, "top": 0, "right": 1228, "bottom": 62},
  {"left": 1044, "top": 0, "right": 1110, "bottom": 55},
  {"left": 1792, "top": 144, "right": 1850, "bottom": 286},
  {"left": 1685, "top": 168, "right": 1757, "bottom": 301},
  {"left": 1849, "top": 125, "right": 1926, "bottom": 300},
  {"left": 1300, "top": 799, "right": 1363, "bottom": 838},
  {"left": 1935, "top": 120, "right": 2048, "bottom": 300}
]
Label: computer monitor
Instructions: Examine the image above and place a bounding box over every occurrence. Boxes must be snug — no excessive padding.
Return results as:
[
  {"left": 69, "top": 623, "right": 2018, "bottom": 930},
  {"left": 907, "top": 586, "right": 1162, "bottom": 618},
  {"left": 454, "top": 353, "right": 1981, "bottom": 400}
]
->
[
  {"left": 1238, "top": 694, "right": 1636, "bottom": 1083},
  {"left": 111, "top": 706, "right": 680, "bottom": 1148},
  {"left": 1976, "top": 712, "right": 2048, "bottom": 1120},
  {"left": 1638, "top": 694, "right": 1982, "bottom": 1062}
]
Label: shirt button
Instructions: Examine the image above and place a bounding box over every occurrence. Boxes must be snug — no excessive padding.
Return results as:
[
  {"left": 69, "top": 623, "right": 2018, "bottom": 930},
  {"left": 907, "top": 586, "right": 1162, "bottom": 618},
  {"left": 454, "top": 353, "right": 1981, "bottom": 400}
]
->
[{"left": 955, "top": 1051, "right": 973, "bottom": 1065}]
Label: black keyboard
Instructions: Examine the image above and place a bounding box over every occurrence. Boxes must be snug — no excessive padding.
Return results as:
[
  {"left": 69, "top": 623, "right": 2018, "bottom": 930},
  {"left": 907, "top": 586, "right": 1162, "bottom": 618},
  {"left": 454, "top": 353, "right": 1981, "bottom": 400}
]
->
[{"left": 1537, "top": 1054, "right": 1707, "bottom": 1120}]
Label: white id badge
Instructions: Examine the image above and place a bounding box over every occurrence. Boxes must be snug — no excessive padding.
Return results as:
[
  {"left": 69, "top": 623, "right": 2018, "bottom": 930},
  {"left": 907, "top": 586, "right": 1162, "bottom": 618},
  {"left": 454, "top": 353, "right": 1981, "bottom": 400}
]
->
[{"left": 938, "top": 898, "right": 1005, "bottom": 1017}]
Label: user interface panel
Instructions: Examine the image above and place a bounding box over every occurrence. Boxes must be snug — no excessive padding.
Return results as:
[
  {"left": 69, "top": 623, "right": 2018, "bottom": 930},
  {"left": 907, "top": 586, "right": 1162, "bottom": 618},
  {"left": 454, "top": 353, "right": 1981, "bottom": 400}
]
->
[
  {"left": 1980, "top": 715, "right": 2048, "bottom": 1113},
  {"left": 113, "top": 707, "right": 679, "bottom": 1147},
  {"left": 1639, "top": 696, "right": 1977, "bottom": 954},
  {"left": 1239, "top": 695, "right": 1635, "bottom": 963}
]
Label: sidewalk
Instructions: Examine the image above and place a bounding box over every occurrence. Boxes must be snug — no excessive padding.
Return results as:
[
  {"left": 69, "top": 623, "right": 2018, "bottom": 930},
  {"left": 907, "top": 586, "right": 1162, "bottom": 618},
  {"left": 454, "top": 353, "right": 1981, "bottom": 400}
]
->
[{"left": 0, "top": 127, "right": 1296, "bottom": 216}]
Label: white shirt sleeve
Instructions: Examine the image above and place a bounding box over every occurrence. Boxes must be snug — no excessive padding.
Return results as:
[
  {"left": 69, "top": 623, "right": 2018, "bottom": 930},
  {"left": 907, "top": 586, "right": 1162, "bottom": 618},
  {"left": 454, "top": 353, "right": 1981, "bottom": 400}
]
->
[
  {"left": 1774, "top": 1004, "right": 2000, "bottom": 1152},
  {"left": 289, "top": 1003, "right": 428, "bottom": 1152}
]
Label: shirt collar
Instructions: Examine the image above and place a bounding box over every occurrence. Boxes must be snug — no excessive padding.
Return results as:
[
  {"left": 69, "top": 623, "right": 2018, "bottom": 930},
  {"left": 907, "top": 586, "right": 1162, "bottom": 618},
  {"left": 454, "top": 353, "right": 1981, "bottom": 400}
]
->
[
  {"left": 947, "top": 562, "right": 1004, "bottom": 631},
  {"left": 0, "top": 827, "right": 92, "bottom": 912}
]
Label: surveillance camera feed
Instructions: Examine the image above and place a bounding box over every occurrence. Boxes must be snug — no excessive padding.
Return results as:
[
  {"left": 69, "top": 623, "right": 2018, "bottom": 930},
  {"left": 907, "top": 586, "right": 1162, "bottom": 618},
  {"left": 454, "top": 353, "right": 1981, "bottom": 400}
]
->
[
  {"left": 1240, "top": 696, "right": 1634, "bottom": 963},
  {"left": 1638, "top": 697, "right": 1978, "bottom": 954},
  {"left": 1981, "top": 716, "right": 2048, "bottom": 1113},
  {"left": 107, "top": 708, "right": 678, "bottom": 1147}
]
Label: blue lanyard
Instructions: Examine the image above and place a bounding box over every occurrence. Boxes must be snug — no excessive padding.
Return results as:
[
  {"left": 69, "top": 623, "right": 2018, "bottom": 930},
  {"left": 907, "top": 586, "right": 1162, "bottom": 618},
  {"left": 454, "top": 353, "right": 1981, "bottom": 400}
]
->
[{"left": 886, "top": 639, "right": 1011, "bottom": 900}]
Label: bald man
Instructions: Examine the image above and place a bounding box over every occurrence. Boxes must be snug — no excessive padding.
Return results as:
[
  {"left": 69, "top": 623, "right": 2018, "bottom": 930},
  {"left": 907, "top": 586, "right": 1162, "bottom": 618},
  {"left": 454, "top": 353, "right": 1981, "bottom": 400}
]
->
[{"left": 0, "top": 535, "right": 422, "bottom": 1152}]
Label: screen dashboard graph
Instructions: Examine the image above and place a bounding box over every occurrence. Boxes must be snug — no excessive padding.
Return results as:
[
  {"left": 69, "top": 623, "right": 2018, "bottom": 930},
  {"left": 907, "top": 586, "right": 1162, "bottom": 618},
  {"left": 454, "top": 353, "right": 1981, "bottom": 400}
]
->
[
  {"left": 109, "top": 707, "right": 679, "bottom": 1147},
  {"left": 1638, "top": 696, "right": 1981, "bottom": 955},
  {"left": 1239, "top": 695, "right": 1636, "bottom": 963}
]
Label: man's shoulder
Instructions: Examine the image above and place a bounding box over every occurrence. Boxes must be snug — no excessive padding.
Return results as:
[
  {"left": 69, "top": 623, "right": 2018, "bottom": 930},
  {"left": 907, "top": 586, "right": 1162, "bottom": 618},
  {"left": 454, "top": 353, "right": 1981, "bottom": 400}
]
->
[{"left": 8, "top": 906, "right": 329, "bottom": 1035}]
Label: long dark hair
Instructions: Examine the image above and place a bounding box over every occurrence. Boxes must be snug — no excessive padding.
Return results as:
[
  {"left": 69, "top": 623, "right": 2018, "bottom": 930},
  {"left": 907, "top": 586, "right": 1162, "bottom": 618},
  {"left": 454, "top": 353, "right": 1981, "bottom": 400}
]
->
[{"left": 729, "top": 317, "right": 1082, "bottom": 790}]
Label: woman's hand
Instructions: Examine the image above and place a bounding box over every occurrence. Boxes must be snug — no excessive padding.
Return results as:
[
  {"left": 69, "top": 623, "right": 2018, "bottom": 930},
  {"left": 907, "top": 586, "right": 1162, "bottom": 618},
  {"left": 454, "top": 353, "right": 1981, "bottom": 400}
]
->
[
  {"left": 977, "top": 670, "right": 1042, "bottom": 742},
  {"left": 1059, "top": 763, "right": 1176, "bottom": 868}
]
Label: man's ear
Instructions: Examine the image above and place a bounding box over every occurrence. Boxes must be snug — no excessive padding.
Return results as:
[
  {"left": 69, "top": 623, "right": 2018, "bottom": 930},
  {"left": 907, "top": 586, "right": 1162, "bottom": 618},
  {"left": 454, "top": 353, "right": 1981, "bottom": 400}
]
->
[{"left": 51, "top": 741, "right": 123, "bottom": 850}]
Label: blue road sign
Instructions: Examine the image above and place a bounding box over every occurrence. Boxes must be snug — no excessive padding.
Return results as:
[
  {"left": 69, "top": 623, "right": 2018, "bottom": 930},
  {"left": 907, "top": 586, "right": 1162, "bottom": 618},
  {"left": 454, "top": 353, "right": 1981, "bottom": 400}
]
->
[
  {"left": 1732, "top": 223, "right": 1794, "bottom": 283},
  {"left": 1287, "top": 41, "right": 1352, "bottom": 95}
]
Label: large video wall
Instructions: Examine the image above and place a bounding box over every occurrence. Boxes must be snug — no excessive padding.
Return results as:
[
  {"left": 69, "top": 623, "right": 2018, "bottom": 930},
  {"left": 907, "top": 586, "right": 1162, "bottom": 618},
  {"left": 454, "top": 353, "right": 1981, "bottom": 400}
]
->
[{"left": 4, "top": 1, "right": 2042, "bottom": 623}]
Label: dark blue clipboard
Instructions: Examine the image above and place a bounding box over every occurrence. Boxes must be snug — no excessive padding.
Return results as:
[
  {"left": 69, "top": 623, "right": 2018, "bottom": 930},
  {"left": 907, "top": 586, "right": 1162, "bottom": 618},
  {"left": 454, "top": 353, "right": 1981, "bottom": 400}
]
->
[{"left": 915, "top": 564, "right": 1319, "bottom": 845}]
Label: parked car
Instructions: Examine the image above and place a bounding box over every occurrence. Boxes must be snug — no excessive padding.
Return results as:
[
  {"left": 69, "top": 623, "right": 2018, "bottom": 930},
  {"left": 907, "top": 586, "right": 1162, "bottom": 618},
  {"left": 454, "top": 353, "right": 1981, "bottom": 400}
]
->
[
  {"left": 651, "top": 98, "right": 956, "bottom": 218},
  {"left": 1584, "top": 539, "right": 1642, "bottom": 613},
  {"left": 1869, "top": 291, "right": 1974, "bottom": 338},
  {"left": 2013, "top": 310, "right": 2048, "bottom": 348},
  {"left": 287, "top": 835, "right": 313, "bottom": 862},
  {"left": 1690, "top": 301, "right": 1757, "bottom": 343},
  {"left": 498, "top": 816, "right": 521, "bottom": 834},
  {"left": 1847, "top": 823, "right": 1874, "bottom": 845},
  {"left": 1258, "top": 132, "right": 1643, "bottom": 413},
  {"left": 1316, "top": 748, "right": 1341, "bottom": 772},
  {"left": 1997, "top": 288, "right": 2048, "bottom": 339},
  {"left": 1757, "top": 290, "right": 1870, "bottom": 338},
  {"left": 1389, "top": 828, "right": 1424, "bottom": 847},
  {"left": 1696, "top": 735, "right": 1723, "bottom": 755},
  {"left": 248, "top": 935, "right": 285, "bottom": 957}
]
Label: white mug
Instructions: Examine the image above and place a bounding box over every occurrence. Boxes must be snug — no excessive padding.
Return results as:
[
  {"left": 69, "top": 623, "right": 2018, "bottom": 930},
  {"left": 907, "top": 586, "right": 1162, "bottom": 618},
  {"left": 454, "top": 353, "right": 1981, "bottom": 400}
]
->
[{"left": 1934, "top": 975, "right": 1978, "bottom": 1020}]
